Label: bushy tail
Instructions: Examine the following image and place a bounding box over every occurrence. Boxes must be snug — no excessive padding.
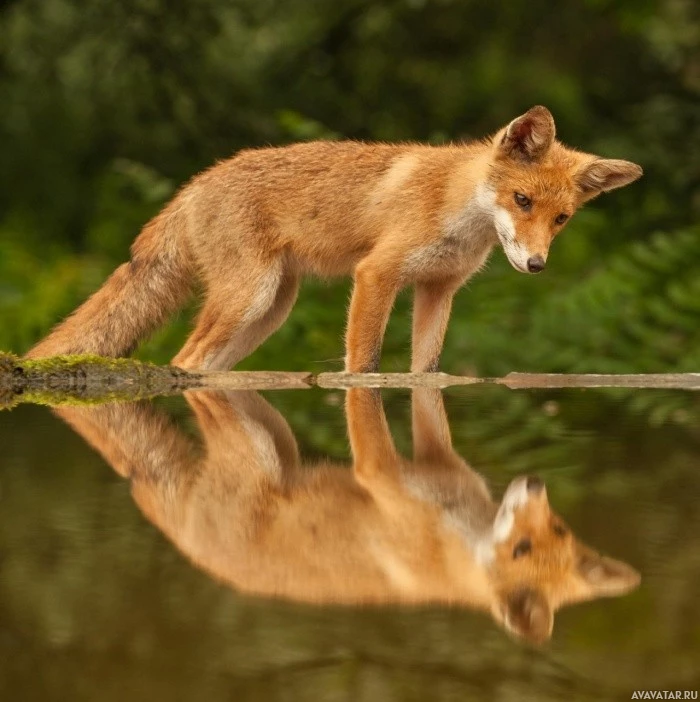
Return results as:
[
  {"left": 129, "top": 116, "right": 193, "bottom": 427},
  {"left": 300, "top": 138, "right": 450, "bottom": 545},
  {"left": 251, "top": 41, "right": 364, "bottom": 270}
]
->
[{"left": 26, "top": 214, "right": 192, "bottom": 359}]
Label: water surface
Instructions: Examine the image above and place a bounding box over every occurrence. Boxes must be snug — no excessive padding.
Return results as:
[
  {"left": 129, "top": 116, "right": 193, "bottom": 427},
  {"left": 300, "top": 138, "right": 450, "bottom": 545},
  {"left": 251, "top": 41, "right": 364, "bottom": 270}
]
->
[{"left": 1, "top": 383, "right": 698, "bottom": 701}]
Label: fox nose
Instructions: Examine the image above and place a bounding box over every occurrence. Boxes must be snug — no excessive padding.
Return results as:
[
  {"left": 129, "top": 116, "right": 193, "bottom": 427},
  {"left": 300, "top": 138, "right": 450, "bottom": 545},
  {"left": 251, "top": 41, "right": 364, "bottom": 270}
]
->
[
  {"left": 526, "top": 476, "right": 545, "bottom": 494},
  {"left": 527, "top": 256, "right": 546, "bottom": 273}
]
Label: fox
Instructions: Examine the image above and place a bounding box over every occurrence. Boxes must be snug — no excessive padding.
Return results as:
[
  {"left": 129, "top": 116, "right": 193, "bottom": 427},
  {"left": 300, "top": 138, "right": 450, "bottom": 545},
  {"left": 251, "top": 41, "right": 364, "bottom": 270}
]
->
[
  {"left": 54, "top": 387, "right": 640, "bottom": 644},
  {"left": 26, "top": 105, "right": 642, "bottom": 372}
]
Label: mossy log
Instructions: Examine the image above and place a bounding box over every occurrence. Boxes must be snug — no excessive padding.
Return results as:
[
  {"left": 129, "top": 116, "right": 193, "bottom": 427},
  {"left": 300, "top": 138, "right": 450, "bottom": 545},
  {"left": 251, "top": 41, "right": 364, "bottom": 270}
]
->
[{"left": 2, "top": 352, "right": 699, "bottom": 410}]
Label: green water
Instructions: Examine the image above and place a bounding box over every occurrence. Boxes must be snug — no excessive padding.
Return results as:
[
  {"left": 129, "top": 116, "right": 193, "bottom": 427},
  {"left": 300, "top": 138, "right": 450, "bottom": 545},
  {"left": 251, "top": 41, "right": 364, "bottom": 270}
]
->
[{"left": 1, "top": 385, "right": 698, "bottom": 701}]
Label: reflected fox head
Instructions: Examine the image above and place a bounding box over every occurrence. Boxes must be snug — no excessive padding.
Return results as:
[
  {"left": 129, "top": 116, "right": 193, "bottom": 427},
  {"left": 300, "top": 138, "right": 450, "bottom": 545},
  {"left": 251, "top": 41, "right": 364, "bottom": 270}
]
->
[
  {"left": 481, "top": 105, "right": 642, "bottom": 274},
  {"left": 483, "top": 475, "right": 640, "bottom": 645}
]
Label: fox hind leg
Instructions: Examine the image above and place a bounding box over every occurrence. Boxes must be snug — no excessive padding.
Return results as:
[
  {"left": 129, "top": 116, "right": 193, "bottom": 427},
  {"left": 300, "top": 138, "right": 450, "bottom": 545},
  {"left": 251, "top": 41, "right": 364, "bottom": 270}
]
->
[
  {"left": 186, "top": 389, "right": 299, "bottom": 478},
  {"left": 173, "top": 265, "right": 298, "bottom": 371},
  {"left": 230, "top": 271, "right": 300, "bottom": 366}
]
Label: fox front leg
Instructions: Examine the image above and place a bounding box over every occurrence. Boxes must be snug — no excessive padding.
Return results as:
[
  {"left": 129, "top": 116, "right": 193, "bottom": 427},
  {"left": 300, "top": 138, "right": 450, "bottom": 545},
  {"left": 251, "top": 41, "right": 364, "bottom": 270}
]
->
[
  {"left": 346, "top": 388, "right": 399, "bottom": 484},
  {"left": 345, "top": 260, "right": 401, "bottom": 373},
  {"left": 411, "top": 277, "right": 462, "bottom": 373},
  {"left": 411, "top": 387, "right": 455, "bottom": 463}
]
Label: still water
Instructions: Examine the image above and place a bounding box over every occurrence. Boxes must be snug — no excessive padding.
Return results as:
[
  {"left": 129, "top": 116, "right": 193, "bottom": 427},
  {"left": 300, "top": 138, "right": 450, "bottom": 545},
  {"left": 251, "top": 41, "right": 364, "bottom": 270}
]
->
[{"left": 1, "top": 384, "right": 698, "bottom": 701}]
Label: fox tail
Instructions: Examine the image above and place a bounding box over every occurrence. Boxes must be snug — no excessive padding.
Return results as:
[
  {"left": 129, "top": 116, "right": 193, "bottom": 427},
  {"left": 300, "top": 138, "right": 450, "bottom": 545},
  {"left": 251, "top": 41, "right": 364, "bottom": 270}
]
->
[{"left": 26, "top": 212, "right": 192, "bottom": 359}]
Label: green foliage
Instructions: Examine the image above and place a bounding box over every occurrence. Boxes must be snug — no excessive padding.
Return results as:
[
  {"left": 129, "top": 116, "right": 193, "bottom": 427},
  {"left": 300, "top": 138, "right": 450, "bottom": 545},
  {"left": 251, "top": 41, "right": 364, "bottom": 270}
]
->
[
  {"left": 528, "top": 228, "right": 700, "bottom": 373},
  {"left": 1, "top": 0, "right": 699, "bottom": 428},
  {"left": 449, "top": 226, "right": 700, "bottom": 375}
]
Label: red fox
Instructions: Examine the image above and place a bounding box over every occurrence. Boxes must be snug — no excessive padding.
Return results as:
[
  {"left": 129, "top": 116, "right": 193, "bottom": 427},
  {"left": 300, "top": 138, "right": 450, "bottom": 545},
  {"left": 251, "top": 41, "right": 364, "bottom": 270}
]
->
[
  {"left": 27, "top": 106, "right": 642, "bottom": 371},
  {"left": 55, "top": 387, "right": 640, "bottom": 644}
]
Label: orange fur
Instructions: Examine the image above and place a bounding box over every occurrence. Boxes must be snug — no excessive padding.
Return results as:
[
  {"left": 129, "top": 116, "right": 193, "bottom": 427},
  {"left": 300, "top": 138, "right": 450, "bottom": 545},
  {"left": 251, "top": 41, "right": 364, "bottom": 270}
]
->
[
  {"left": 55, "top": 387, "right": 640, "bottom": 644},
  {"left": 27, "top": 106, "right": 642, "bottom": 371}
]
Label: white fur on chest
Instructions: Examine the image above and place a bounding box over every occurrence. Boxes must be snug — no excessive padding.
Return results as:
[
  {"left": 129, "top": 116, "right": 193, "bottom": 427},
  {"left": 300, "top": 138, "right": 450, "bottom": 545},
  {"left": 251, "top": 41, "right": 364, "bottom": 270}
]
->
[
  {"left": 445, "top": 188, "right": 499, "bottom": 255},
  {"left": 402, "top": 197, "right": 497, "bottom": 280}
]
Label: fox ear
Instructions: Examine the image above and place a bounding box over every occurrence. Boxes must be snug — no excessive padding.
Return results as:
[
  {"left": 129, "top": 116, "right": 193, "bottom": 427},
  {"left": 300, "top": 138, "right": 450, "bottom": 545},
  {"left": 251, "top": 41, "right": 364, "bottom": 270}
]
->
[
  {"left": 499, "top": 106, "right": 556, "bottom": 161},
  {"left": 501, "top": 588, "right": 553, "bottom": 645},
  {"left": 576, "top": 159, "right": 643, "bottom": 201},
  {"left": 577, "top": 549, "right": 641, "bottom": 597}
]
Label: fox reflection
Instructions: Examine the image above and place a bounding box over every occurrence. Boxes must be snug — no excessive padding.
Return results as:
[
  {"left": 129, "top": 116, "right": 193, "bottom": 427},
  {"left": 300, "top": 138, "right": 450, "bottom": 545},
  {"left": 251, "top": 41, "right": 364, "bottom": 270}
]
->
[{"left": 55, "top": 388, "right": 640, "bottom": 644}]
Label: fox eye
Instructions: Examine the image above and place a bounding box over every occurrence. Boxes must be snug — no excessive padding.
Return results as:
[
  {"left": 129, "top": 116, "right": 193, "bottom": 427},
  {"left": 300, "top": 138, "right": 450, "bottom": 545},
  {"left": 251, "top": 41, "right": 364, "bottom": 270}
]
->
[
  {"left": 552, "top": 523, "right": 567, "bottom": 537},
  {"left": 555, "top": 213, "right": 569, "bottom": 225},
  {"left": 513, "top": 538, "right": 532, "bottom": 559},
  {"left": 514, "top": 192, "right": 531, "bottom": 209}
]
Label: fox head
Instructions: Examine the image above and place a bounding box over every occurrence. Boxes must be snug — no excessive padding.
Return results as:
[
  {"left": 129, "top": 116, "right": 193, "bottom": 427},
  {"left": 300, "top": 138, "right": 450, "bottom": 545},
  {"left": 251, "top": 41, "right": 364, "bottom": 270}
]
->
[
  {"left": 481, "top": 105, "right": 643, "bottom": 274},
  {"left": 481, "top": 475, "right": 640, "bottom": 645}
]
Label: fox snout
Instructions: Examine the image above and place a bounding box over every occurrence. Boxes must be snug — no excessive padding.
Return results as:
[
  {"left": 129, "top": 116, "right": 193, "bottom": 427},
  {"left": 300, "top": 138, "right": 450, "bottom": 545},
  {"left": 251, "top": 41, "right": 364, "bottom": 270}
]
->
[
  {"left": 524, "top": 475, "right": 545, "bottom": 493},
  {"left": 526, "top": 255, "right": 546, "bottom": 274},
  {"left": 498, "top": 236, "right": 549, "bottom": 275}
]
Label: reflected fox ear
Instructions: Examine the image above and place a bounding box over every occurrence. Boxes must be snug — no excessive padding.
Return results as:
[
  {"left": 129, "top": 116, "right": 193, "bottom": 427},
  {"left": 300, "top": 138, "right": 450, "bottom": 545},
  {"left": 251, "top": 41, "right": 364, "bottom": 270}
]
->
[
  {"left": 499, "top": 106, "right": 556, "bottom": 161},
  {"left": 501, "top": 588, "right": 553, "bottom": 645},
  {"left": 576, "top": 158, "right": 643, "bottom": 201},
  {"left": 577, "top": 548, "right": 641, "bottom": 597}
]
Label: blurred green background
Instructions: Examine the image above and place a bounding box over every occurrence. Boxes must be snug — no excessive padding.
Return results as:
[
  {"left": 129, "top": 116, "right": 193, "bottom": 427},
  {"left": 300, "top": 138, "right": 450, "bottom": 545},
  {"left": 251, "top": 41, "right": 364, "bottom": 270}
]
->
[{"left": 1, "top": 0, "right": 699, "bottom": 377}]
